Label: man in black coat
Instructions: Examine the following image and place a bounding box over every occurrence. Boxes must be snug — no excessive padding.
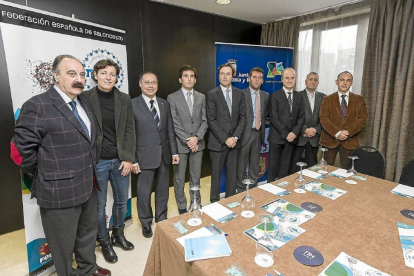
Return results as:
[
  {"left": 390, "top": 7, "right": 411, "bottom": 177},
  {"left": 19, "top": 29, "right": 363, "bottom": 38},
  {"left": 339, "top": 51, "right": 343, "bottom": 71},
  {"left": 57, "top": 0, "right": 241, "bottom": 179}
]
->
[
  {"left": 267, "top": 68, "right": 305, "bottom": 182},
  {"left": 206, "top": 63, "right": 246, "bottom": 202}
]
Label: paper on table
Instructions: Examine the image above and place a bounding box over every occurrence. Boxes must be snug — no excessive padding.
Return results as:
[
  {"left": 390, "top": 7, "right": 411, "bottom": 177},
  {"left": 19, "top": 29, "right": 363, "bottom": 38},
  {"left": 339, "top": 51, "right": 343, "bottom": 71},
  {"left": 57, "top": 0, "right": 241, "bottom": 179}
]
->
[
  {"left": 184, "top": 234, "right": 232, "bottom": 262},
  {"left": 391, "top": 184, "right": 414, "bottom": 199},
  {"left": 297, "top": 169, "right": 323, "bottom": 179},
  {"left": 176, "top": 225, "right": 217, "bottom": 247},
  {"left": 397, "top": 222, "right": 414, "bottom": 269},
  {"left": 258, "top": 184, "right": 290, "bottom": 196},
  {"left": 329, "top": 168, "right": 348, "bottom": 178},
  {"left": 202, "top": 202, "right": 237, "bottom": 223}
]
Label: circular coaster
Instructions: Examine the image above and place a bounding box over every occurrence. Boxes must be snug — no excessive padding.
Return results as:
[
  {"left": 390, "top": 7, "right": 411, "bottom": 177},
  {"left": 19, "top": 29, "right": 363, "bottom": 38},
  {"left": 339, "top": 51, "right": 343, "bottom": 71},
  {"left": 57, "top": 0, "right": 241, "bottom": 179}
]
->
[
  {"left": 301, "top": 202, "right": 323, "bottom": 213},
  {"left": 241, "top": 210, "right": 255, "bottom": 218},
  {"left": 293, "top": 246, "right": 324, "bottom": 266},
  {"left": 345, "top": 180, "right": 357, "bottom": 185},
  {"left": 294, "top": 188, "right": 306, "bottom": 194},
  {"left": 401, "top": 210, "right": 414, "bottom": 220},
  {"left": 318, "top": 170, "right": 328, "bottom": 174},
  {"left": 254, "top": 254, "right": 275, "bottom": 267},
  {"left": 187, "top": 218, "right": 202, "bottom": 226}
]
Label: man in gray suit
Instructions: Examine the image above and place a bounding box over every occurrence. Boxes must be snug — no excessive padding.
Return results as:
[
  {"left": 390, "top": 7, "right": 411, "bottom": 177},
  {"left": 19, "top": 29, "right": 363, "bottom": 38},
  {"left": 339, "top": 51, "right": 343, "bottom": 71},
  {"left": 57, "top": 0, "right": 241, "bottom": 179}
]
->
[
  {"left": 131, "top": 72, "right": 179, "bottom": 238},
  {"left": 168, "top": 65, "right": 208, "bottom": 214},
  {"left": 237, "top": 67, "right": 269, "bottom": 192},
  {"left": 206, "top": 63, "right": 246, "bottom": 203},
  {"left": 290, "top": 72, "right": 326, "bottom": 173}
]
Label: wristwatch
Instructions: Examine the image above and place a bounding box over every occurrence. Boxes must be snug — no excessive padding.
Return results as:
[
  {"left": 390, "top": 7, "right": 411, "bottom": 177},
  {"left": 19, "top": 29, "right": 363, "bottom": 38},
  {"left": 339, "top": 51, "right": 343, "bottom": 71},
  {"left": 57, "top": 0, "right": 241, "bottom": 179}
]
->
[
  {"left": 196, "top": 135, "right": 201, "bottom": 141},
  {"left": 234, "top": 137, "right": 239, "bottom": 142}
]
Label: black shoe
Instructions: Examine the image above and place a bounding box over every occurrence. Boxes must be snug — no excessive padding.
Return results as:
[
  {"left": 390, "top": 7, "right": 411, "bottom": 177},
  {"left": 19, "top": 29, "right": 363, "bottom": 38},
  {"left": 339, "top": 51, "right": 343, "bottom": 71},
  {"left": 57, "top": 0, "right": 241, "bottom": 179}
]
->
[
  {"left": 142, "top": 226, "right": 153, "bottom": 238},
  {"left": 111, "top": 225, "right": 134, "bottom": 251},
  {"left": 178, "top": 208, "right": 187, "bottom": 215},
  {"left": 98, "top": 237, "right": 118, "bottom": 263}
]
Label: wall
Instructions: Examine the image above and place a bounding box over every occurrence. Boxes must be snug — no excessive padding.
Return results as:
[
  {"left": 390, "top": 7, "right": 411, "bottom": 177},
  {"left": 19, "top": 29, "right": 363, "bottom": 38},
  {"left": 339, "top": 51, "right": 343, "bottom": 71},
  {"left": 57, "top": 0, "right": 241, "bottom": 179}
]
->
[{"left": 0, "top": 0, "right": 260, "bottom": 234}]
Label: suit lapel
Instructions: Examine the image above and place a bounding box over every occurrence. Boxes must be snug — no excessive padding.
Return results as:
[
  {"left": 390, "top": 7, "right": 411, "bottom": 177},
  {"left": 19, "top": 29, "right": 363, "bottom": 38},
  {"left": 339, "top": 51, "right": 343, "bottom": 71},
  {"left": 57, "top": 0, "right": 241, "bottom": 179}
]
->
[
  {"left": 343, "top": 92, "right": 354, "bottom": 124},
  {"left": 114, "top": 90, "right": 122, "bottom": 131},
  {"left": 178, "top": 90, "right": 192, "bottom": 117},
  {"left": 245, "top": 88, "right": 253, "bottom": 116},
  {"left": 79, "top": 96, "right": 95, "bottom": 145},
  {"left": 313, "top": 92, "right": 323, "bottom": 117},
  {"left": 332, "top": 93, "right": 342, "bottom": 118},
  {"left": 88, "top": 89, "right": 103, "bottom": 132},
  {"left": 136, "top": 96, "right": 158, "bottom": 128},
  {"left": 217, "top": 87, "right": 231, "bottom": 118},
  {"left": 49, "top": 88, "right": 91, "bottom": 142},
  {"left": 158, "top": 99, "right": 165, "bottom": 131},
  {"left": 302, "top": 90, "right": 312, "bottom": 115}
]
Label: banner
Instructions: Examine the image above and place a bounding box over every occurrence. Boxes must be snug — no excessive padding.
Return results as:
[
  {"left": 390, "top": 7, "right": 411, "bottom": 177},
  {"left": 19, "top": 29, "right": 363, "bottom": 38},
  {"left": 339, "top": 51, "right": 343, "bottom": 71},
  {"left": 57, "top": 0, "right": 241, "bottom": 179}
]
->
[
  {"left": 215, "top": 43, "right": 293, "bottom": 184},
  {"left": 0, "top": 2, "right": 130, "bottom": 275}
]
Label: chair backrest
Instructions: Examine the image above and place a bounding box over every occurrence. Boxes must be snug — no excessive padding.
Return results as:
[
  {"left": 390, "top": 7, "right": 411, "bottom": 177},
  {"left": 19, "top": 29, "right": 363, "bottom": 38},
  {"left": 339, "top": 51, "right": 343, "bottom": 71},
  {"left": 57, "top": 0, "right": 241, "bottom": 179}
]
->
[
  {"left": 399, "top": 159, "right": 414, "bottom": 187},
  {"left": 348, "top": 146, "right": 386, "bottom": 179}
]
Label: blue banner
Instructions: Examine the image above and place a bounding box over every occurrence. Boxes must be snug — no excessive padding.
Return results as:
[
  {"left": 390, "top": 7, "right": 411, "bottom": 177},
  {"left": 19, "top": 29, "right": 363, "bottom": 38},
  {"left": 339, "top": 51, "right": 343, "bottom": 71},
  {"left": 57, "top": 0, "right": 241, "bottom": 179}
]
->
[{"left": 215, "top": 43, "right": 293, "bottom": 186}]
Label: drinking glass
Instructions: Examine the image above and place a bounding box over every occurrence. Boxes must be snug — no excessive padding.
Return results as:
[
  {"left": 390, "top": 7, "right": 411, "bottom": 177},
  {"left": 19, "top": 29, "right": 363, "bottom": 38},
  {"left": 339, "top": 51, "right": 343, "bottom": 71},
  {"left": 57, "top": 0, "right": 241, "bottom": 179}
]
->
[
  {"left": 241, "top": 179, "right": 255, "bottom": 218},
  {"left": 294, "top": 162, "right": 307, "bottom": 188},
  {"left": 187, "top": 186, "right": 202, "bottom": 226},
  {"left": 346, "top": 156, "right": 359, "bottom": 177},
  {"left": 319, "top": 147, "right": 328, "bottom": 171},
  {"left": 255, "top": 213, "right": 275, "bottom": 267}
]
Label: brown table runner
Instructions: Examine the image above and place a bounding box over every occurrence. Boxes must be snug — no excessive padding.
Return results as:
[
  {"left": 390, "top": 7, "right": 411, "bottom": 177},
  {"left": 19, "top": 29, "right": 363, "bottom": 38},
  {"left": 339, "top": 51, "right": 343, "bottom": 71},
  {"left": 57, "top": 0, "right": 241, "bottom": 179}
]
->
[{"left": 144, "top": 166, "right": 413, "bottom": 275}]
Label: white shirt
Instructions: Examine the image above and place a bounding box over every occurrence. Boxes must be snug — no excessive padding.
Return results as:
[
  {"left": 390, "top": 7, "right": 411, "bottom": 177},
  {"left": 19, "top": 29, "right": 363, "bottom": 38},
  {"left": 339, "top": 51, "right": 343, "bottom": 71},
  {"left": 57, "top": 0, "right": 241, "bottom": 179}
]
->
[
  {"left": 220, "top": 85, "right": 232, "bottom": 103},
  {"left": 306, "top": 89, "right": 316, "bottom": 112},
  {"left": 142, "top": 94, "right": 161, "bottom": 123},
  {"left": 182, "top": 88, "right": 194, "bottom": 110},
  {"left": 54, "top": 85, "right": 91, "bottom": 138},
  {"left": 283, "top": 87, "right": 293, "bottom": 100}
]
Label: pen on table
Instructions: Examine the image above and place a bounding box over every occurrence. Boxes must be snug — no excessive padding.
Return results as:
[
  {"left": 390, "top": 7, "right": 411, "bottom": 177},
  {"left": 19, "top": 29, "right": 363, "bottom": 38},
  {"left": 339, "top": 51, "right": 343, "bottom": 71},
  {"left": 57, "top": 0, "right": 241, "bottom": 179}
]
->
[
  {"left": 210, "top": 223, "right": 228, "bottom": 236},
  {"left": 273, "top": 269, "right": 284, "bottom": 276}
]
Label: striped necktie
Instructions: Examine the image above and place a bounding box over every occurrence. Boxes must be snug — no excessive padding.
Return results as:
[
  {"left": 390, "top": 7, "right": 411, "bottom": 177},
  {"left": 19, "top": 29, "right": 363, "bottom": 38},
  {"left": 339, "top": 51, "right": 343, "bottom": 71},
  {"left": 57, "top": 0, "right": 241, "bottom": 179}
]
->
[
  {"left": 287, "top": 92, "right": 292, "bottom": 113},
  {"left": 341, "top": 95, "right": 347, "bottom": 119},
  {"left": 68, "top": 101, "right": 90, "bottom": 140},
  {"left": 149, "top": 99, "right": 161, "bottom": 129}
]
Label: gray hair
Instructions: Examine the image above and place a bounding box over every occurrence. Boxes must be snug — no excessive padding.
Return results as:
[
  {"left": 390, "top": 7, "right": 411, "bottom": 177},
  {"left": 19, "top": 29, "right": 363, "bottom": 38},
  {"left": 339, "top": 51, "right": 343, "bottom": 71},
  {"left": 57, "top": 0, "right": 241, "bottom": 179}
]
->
[{"left": 52, "top": 54, "right": 83, "bottom": 74}]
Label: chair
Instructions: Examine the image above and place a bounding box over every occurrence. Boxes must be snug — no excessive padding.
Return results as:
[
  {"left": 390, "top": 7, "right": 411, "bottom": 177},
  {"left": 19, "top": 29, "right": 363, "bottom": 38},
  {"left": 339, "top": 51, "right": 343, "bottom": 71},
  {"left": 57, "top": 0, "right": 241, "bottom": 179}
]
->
[
  {"left": 399, "top": 159, "right": 414, "bottom": 187},
  {"left": 347, "top": 146, "right": 386, "bottom": 179}
]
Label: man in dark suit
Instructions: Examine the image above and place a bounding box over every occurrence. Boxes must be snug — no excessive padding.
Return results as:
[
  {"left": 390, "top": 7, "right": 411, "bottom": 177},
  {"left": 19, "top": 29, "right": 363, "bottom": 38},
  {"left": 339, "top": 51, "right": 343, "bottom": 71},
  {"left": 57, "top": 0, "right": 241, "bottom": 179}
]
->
[
  {"left": 267, "top": 68, "right": 305, "bottom": 182},
  {"left": 319, "top": 71, "right": 368, "bottom": 168},
  {"left": 10, "top": 55, "right": 110, "bottom": 276},
  {"left": 206, "top": 63, "right": 246, "bottom": 203},
  {"left": 131, "top": 72, "right": 179, "bottom": 238},
  {"left": 290, "top": 72, "right": 326, "bottom": 173},
  {"left": 168, "top": 65, "right": 208, "bottom": 214},
  {"left": 236, "top": 67, "right": 269, "bottom": 191}
]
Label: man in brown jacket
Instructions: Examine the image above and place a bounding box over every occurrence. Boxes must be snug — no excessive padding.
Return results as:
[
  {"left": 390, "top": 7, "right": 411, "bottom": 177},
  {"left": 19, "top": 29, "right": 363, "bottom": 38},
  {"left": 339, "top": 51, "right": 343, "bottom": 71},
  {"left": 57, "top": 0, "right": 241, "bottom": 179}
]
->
[{"left": 319, "top": 71, "right": 368, "bottom": 168}]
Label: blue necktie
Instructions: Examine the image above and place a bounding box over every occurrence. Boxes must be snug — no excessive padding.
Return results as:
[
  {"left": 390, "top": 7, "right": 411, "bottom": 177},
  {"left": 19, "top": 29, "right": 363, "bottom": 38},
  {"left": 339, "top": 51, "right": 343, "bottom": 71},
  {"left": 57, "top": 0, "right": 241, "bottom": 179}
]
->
[
  {"left": 68, "top": 101, "right": 90, "bottom": 141},
  {"left": 150, "top": 99, "right": 161, "bottom": 129},
  {"left": 225, "top": 88, "right": 232, "bottom": 115}
]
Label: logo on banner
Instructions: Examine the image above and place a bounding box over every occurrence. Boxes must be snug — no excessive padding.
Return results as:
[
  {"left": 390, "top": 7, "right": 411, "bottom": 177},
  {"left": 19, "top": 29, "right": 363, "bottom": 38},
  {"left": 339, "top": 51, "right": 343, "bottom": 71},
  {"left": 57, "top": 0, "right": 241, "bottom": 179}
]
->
[
  {"left": 24, "top": 60, "right": 54, "bottom": 94},
  {"left": 227, "top": 59, "right": 237, "bottom": 77},
  {"left": 82, "top": 49, "right": 125, "bottom": 90},
  {"left": 267, "top": 62, "right": 284, "bottom": 78}
]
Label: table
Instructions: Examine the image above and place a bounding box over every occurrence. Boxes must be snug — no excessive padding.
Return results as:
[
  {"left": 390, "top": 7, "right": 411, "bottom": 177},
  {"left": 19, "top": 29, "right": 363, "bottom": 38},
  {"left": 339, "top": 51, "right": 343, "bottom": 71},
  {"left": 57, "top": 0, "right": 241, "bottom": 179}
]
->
[{"left": 144, "top": 166, "right": 414, "bottom": 275}]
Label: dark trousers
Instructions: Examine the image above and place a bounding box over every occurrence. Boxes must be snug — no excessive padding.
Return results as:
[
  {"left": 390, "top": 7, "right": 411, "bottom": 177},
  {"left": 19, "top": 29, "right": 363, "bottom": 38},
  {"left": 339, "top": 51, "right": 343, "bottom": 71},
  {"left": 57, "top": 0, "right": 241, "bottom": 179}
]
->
[
  {"left": 325, "top": 143, "right": 352, "bottom": 169},
  {"left": 267, "top": 142, "right": 294, "bottom": 182},
  {"left": 210, "top": 147, "right": 239, "bottom": 203},
  {"left": 290, "top": 142, "right": 319, "bottom": 173},
  {"left": 40, "top": 189, "right": 98, "bottom": 276},
  {"left": 136, "top": 158, "right": 169, "bottom": 228},
  {"left": 236, "top": 130, "right": 262, "bottom": 192}
]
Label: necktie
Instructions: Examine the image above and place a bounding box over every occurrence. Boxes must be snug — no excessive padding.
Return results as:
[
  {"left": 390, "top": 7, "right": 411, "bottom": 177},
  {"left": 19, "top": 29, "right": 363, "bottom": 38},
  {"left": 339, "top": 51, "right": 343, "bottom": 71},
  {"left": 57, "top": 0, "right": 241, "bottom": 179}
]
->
[
  {"left": 68, "top": 101, "right": 90, "bottom": 141},
  {"left": 255, "top": 91, "right": 260, "bottom": 130},
  {"left": 150, "top": 99, "right": 161, "bottom": 129},
  {"left": 341, "top": 95, "right": 347, "bottom": 119},
  {"left": 225, "top": 88, "right": 232, "bottom": 115},
  {"left": 187, "top": 91, "right": 193, "bottom": 116},
  {"left": 287, "top": 92, "right": 292, "bottom": 113}
]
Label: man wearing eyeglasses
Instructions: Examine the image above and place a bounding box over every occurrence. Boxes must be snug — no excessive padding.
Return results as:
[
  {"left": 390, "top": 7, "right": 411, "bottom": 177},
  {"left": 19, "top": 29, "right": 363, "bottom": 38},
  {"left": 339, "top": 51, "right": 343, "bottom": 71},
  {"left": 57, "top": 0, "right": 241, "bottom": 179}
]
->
[
  {"left": 236, "top": 67, "right": 269, "bottom": 192},
  {"left": 319, "top": 71, "right": 367, "bottom": 169},
  {"left": 131, "top": 72, "right": 179, "bottom": 238},
  {"left": 206, "top": 63, "right": 246, "bottom": 203}
]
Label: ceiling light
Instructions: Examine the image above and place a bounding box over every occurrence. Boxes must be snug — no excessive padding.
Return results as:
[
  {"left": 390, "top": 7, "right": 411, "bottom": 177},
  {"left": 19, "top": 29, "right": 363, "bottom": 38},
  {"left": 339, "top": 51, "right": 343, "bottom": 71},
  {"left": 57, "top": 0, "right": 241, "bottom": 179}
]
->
[{"left": 216, "top": 0, "right": 231, "bottom": 4}]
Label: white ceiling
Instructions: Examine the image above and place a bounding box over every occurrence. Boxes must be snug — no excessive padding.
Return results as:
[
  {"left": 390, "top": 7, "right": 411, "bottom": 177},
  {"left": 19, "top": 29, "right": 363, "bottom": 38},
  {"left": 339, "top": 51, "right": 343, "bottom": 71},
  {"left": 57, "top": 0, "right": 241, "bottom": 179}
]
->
[{"left": 152, "top": 0, "right": 357, "bottom": 24}]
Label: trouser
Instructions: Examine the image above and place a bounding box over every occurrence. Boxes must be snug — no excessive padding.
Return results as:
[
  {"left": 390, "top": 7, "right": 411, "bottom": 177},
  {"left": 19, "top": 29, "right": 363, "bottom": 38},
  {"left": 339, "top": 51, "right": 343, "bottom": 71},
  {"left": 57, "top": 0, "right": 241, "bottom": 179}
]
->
[
  {"left": 290, "top": 141, "right": 319, "bottom": 173},
  {"left": 267, "top": 142, "right": 294, "bottom": 182},
  {"left": 324, "top": 143, "right": 352, "bottom": 169},
  {"left": 40, "top": 189, "right": 98, "bottom": 276}
]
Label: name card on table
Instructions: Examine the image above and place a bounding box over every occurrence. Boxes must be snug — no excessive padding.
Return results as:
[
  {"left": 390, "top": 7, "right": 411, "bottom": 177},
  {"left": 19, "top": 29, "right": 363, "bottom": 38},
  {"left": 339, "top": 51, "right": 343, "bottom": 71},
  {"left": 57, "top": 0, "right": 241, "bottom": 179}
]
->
[
  {"left": 392, "top": 184, "right": 414, "bottom": 199},
  {"left": 297, "top": 169, "right": 323, "bottom": 179}
]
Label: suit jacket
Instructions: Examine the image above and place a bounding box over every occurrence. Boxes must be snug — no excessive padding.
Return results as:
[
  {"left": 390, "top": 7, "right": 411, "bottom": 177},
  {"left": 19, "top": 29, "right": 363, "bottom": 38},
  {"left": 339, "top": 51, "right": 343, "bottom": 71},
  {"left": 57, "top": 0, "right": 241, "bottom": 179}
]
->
[
  {"left": 167, "top": 89, "right": 208, "bottom": 154},
  {"left": 298, "top": 89, "right": 327, "bottom": 147},
  {"left": 81, "top": 87, "right": 136, "bottom": 162},
  {"left": 319, "top": 92, "right": 368, "bottom": 150},
  {"left": 268, "top": 89, "right": 305, "bottom": 144},
  {"left": 131, "top": 95, "right": 178, "bottom": 169},
  {"left": 206, "top": 86, "right": 246, "bottom": 151},
  {"left": 240, "top": 87, "right": 269, "bottom": 147},
  {"left": 11, "top": 87, "right": 97, "bottom": 209}
]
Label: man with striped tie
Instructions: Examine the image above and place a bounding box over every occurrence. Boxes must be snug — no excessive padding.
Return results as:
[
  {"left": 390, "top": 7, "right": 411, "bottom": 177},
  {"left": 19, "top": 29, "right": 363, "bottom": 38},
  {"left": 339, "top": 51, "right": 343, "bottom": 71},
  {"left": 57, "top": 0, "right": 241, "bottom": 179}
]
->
[
  {"left": 267, "top": 68, "right": 305, "bottom": 182},
  {"left": 319, "top": 71, "right": 368, "bottom": 169},
  {"left": 131, "top": 72, "right": 179, "bottom": 238}
]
